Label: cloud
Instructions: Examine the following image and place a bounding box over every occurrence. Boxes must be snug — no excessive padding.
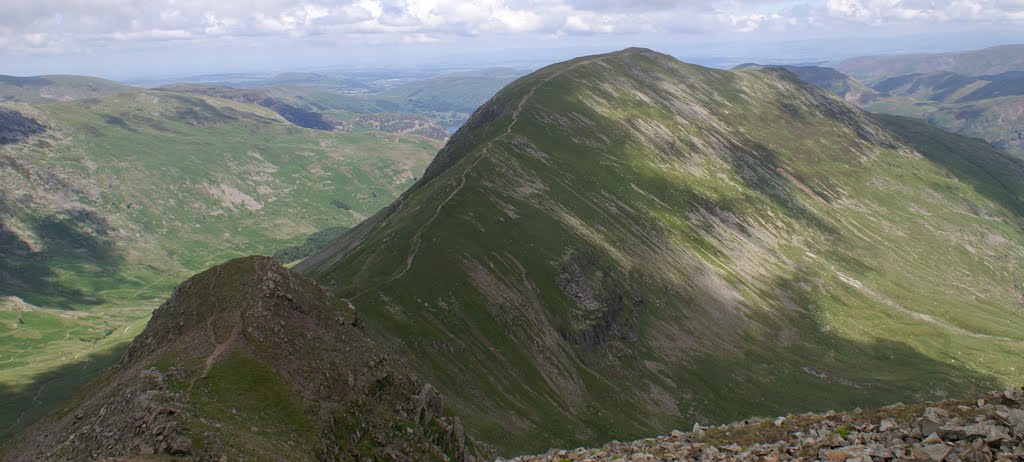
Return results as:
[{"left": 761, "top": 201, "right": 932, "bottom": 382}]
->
[{"left": 0, "top": 0, "right": 1021, "bottom": 55}]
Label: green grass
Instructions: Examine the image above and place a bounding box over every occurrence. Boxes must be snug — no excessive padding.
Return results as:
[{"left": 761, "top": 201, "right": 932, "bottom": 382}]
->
[
  {"left": 0, "top": 90, "right": 438, "bottom": 440},
  {"left": 300, "top": 49, "right": 1024, "bottom": 455}
]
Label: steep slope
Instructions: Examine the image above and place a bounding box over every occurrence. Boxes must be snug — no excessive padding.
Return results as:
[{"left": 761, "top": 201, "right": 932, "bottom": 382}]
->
[
  {"left": 1, "top": 256, "right": 489, "bottom": 461},
  {"left": 734, "top": 64, "right": 880, "bottom": 104},
  {"left": 0, "top": 91, "right": 438, "bottom": 440},
  {"left": 299, "top": 48, "right": 1024, "bottom": 454},
  {"left": 0, "top": 75, "right": 136, "bottom": 103},
  {"left": 837, "top": 44, "right": 1024, "bottom": 84}
]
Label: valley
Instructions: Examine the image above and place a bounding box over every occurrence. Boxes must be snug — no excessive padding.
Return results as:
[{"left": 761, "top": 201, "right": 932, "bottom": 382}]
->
[
  {"left": 0, "top": 88, "right": 440, "bottom": 440},
  {"left": 750, "top": 46, "right": 1024, "bottom": 159}
]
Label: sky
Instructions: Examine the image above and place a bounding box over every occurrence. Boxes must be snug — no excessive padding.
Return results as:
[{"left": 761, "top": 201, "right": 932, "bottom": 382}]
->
[{"left": 1, "top": 0, "right": 1023, "bottom": 80}]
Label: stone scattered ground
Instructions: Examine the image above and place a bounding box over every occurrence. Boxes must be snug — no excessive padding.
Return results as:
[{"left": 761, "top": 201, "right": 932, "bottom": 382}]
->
[{"left": 508, "top": 389, "right": 1024, "bottom": 462}]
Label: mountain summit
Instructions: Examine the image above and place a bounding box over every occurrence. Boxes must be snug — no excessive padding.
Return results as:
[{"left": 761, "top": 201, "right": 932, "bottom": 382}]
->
[{"left": 298, "top": 48, "right": 1024, "bottom": 452}]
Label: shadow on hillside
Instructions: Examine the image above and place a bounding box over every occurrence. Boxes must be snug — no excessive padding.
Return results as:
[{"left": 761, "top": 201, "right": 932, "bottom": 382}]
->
[
  {"left": 874, "top": 113, "right": 1024, "bottom": 220},
  {"left": 702, "top": 270, "right": 1005, "bottom": 421},
  {"left": 0, "top": 204, "right": 124, "bottom": 309},
  {"left": 0, "top": 345, "right": 127, "bottom": 443}
]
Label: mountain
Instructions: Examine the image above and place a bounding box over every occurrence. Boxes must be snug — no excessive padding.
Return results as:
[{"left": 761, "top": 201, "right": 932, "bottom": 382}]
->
[
  {"left": 1, "top": 256, "right": 489, "bottom": 461},
  {"left": 380, "top": 68, "right": 523, "bottom": 114},
  {"left": 296, "top": 48, "right": 1024, "bottom": 454},
  {"left": 858, "top": 70, "right": 1024, "bottom": 158},
  {"left": 0, "top": 75, "right": 136, "bottom": 104},
  {"left": 733, "top": 64, "right": 880, "bottom": 104},
  {"left": 160, "top": 83, "right": 343, "bottom": 131},
  {"left": 870, "top": 70, "right": 1024, "bottom": 103},
  {"left": 836, "top": 44, "right": 1024, "bottom": 84},
  {"left": 0, "top": 90, "right": 438, "bottom": 439}
]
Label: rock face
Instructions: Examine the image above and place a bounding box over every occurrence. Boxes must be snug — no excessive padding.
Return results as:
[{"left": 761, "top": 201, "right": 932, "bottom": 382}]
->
[
  {"left": 0, "top": 256, "right": 490, "bottom": 461},
  {"left": 509, "top": 388, "right": 1024, "bottom": 462}
]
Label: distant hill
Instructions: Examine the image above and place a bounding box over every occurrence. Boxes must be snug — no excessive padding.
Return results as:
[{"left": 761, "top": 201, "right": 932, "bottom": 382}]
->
[
  {"left": 741, "top": 55, "right": 1024, "bottom": 159},
  {"left": 266, "top": 72, "right": 371, "bottom": 91},
  {"left": 859, "top": 70, "right": 1024, "bottom": 157},
  {"left": 0, "top": 75, "right": 136, "bottom": 104},
  {"left": 837, "top": 44, "right": 1024, "bottom": 83},
  {"left": 734, "top": 64, "right": 880, "bottom": 104},
  {"left": 165, "top": 83, "right": 451, "bottom": 140},
  {"left": 381, "top": 68, "right": 522, "bottom": 114}
]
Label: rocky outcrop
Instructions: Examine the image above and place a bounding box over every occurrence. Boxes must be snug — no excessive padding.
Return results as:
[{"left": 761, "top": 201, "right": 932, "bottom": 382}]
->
[
  {"left": 0, "top": 109, "right": 45, "bottom": 145},
  {"left": 510, "top": 388, "right": 1024, "bottom": 462}
]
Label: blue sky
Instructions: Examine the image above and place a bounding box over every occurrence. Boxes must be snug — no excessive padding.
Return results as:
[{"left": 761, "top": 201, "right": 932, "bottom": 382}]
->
[{"left": 1, "top": 0, "right": 1022, "bottom": 79}]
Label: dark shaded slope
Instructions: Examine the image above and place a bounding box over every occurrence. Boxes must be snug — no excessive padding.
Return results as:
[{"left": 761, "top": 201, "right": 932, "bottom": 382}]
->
[{"left": 0, "top": 109, "right": 45, "bottom": 145}]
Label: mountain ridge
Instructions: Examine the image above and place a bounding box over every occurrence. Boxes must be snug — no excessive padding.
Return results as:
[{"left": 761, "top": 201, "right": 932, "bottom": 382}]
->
[{"left": 297, "top": 47, "right": 1024, "bottom": 453}]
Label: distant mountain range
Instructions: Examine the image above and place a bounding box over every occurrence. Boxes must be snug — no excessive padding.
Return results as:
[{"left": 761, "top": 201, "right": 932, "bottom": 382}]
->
[
  {"left": 834, "top": 44, "right": 1024, "bottom": 83},
  {"left": 0, "top": 75, "right": 135, "bottom": 104},
  {"left": 742, "top": 45, "right": 1024, "bottom": 158}
]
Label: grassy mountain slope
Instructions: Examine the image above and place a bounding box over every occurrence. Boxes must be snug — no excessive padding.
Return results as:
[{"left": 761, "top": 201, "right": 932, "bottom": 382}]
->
[
  {"left": 766, "top": 60, "right": 1024, "bottom": 159},
  {"left": 0, "top": 75, "right": 136, "bottom": 104},
  {"left": 858, "top": 71, "right": 1024, "bottom": 158},
  {"left": 1, "top": 257, "right": 489, "bottom": 461},
  {"left": 299, "top": 48, "right": 1024, "bottom": 454},
  {"left": 734, "top": 64, "right": 880, "bottom": 104},
  {"left": 837, "top": 44, "right": 1024, "bottom": 83},
  {"left": 163, "top": 84, "right": 451, "bottom": 140},
  {"left": 0, "top": 91, "right": 438, "bottom": 440}
]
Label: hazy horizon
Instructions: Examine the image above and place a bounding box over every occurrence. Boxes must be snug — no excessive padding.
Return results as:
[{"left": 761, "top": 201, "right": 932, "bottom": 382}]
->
[{"left": 2, "top": 0, "right": 1023, "bottom": 81}]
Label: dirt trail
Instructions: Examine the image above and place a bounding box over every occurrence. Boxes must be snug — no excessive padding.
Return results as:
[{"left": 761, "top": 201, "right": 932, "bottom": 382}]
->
[
  {"left": 387, "top": 57, "right": 605, "bottom": 283},
  {"left": 187, "top": 266, "right": 243, "bottom": 392}
]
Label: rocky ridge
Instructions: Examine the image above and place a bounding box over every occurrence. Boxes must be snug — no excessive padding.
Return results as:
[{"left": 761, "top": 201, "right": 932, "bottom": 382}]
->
[{"left": 509, "top": 389, "right": 1024, "bottom": 462}]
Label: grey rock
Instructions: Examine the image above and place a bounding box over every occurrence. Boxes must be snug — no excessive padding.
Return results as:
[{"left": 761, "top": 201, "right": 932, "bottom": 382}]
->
[{"left": 915, "top": 443, "right": 953, "bottom": 461}]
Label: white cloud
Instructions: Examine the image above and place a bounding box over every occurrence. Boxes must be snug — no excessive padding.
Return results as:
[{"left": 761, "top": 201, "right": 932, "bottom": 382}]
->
[{"left": 0, "top": 0, "right": 1021, "bottom": 55}]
